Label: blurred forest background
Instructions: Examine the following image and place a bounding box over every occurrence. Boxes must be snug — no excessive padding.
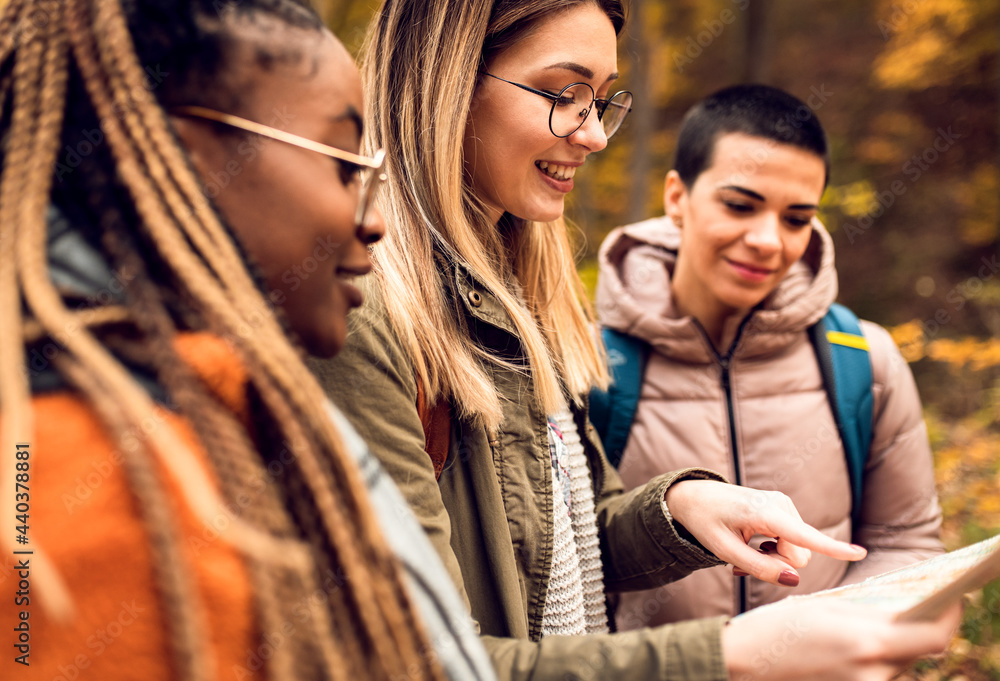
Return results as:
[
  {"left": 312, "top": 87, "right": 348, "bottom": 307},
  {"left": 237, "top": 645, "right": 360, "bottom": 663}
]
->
[{"left": 347, "top": 0, "right": 999, "bottom": 677}]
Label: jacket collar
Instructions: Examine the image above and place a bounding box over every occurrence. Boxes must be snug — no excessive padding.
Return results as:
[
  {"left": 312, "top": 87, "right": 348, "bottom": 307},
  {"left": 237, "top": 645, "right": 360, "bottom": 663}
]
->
[
  {"left": 33, "top": 206, "right": 248, "bottom": 414},
  {"left": 47, "top": 204, "right": 125, "bottom": 304},
  {"left": 453, "top": 262, "right": 519, "bottom": 337},
  {"left": 434, "top": 248, "right": 520, "bottom": 338}
]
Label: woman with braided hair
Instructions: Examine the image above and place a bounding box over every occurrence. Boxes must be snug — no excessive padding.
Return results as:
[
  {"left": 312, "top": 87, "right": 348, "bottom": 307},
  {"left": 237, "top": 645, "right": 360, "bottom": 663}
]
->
[{"left": 0, "top": 0, "right": 495, "bottom": 679}]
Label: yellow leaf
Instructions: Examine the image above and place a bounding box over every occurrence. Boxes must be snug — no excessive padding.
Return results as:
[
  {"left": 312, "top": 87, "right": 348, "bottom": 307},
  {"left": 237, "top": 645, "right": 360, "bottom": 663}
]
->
[
  {"left": 957, "top": 164, "right": 1000, "bottom": 247},
  {"left": 889, "top": 320, "right": 926, "bottom": 362}
]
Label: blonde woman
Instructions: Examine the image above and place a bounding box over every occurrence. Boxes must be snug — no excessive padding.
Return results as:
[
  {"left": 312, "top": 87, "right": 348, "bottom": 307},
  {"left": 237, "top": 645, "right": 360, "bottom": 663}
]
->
[
  {"left": 311, "top": 1, "right": 960, "bottom": 679},
  {"left": 0, "top": 0, "right": 495, "bottom": 679}
]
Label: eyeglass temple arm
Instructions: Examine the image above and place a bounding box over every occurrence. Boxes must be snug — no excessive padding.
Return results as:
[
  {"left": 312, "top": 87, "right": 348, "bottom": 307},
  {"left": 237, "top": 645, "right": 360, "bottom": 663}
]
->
[
  {"left": 483, "top": 72, "right": 560, "bottom": 102},
  {"left": 170, "top": 105, "right": 384, "bottom": 170}
]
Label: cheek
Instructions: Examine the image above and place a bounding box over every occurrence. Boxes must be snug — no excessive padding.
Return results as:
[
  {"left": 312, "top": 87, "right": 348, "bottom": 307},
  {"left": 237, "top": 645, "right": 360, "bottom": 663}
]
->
[
  {"left": 684, "top": 213, "right": 735, "bottom": 262},
  {"left": 784, "top": 231, "right": 813, "bottom": 264},
  {"left": 469, "top": 120, "right": 515, "bottom": 176},
  {"left": 468, "top": 100, "right": 548, "bottom": 173},
  {"left": 271, "top": 256, "right": 347, "bottom": 357}
]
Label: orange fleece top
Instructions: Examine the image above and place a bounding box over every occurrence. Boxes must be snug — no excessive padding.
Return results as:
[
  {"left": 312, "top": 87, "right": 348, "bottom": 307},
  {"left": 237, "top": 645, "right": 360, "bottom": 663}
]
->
[{"left": 1, "top": 334, "right": 262, "bottom": 680}]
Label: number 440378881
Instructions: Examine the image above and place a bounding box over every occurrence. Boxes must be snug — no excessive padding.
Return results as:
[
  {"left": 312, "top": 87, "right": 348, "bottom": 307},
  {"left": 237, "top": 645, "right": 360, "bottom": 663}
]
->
[{"left": 15, "top": 443, "right": 29, "bottom": 541}]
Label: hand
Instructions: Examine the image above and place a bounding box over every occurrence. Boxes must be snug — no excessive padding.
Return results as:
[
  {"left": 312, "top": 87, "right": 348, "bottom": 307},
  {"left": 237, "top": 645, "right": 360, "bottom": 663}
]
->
[
  {"left": 723, "top": 600, "right": 961, "bottom": 681},
  {"left": 665, "top": 480, "right": 867, "bottom": 586}
]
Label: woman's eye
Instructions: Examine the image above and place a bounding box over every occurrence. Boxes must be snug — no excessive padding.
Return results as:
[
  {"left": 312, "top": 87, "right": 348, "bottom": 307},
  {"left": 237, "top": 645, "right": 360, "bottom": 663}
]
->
[
  {"left": 785, "top": 216, "right": 812, "bottom": 228},
  {"left": 724, "top": 201, "right": 753, "bottom": 213},
  {"left": 552, "top": 85, "right": 590, "bottom": 107},
  {"left": 337, "top": 159, "right": 362, "bottom": 186}
]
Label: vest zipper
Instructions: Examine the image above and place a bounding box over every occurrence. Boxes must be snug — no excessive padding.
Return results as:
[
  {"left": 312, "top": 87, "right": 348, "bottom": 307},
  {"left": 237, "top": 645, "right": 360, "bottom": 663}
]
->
[
  {"left": 718, "top": 356, "right": 748, "bottom": 614},
  {"left": 693, "top": 315, "right": 754, "bottom": 615},
  {"left": 719, "top": 358, "right": 740, "bottom": 487}
]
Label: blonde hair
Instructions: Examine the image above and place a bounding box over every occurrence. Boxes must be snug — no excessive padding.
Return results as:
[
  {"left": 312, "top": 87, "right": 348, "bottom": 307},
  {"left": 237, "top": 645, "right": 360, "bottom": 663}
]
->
[
  {"left": 0, "top": 0, "right": 446, "bottom": 679},
  {"left": 362, "top": 0, "right": 619, "bottom": 429}
]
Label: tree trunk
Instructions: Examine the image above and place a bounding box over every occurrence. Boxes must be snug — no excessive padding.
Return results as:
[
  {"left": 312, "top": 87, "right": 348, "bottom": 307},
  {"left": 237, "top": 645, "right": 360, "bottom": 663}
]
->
[
  {"left": 625, "top": 0, "right": 654, "bottom": 225},
  {"left": 741, "top": 0, "right": 773, "bottom": 83}
]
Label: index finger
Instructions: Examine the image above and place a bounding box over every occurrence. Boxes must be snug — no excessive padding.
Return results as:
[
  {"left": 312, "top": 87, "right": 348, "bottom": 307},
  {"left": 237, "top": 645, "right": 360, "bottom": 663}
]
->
[{"left": 764, "top": 513, "right": 868, "bottom": 563}]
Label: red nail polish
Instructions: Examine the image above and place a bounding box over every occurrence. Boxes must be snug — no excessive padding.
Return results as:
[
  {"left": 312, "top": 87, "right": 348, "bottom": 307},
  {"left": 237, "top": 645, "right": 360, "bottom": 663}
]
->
[{"left": 778, "top": 570, "right": 800, "bottom": 587}]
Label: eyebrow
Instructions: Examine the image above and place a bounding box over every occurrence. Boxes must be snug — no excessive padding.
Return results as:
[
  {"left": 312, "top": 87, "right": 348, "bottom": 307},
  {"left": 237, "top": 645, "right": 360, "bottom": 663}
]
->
[
  {"left": 544, "top": 61, "right": 619, "bottom": 82},
  {"left": 719, "top": 185, "right": 818, "bottom": 211}
]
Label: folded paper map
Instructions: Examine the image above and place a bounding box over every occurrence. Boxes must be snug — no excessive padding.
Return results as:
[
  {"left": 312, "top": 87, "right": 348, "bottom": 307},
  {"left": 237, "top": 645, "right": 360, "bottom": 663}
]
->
[{"left": 739, "top": 533, "right": 1000, "bottom": 622}]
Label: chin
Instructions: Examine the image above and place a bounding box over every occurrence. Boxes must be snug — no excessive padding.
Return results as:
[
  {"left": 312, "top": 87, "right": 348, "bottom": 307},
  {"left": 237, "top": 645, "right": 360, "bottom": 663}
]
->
[
  {"left": 518, "top": 204, "right": 565, "bottom": 224},
  {"left": 722, "top": 294, "right": 769, "bottom": 312},
  {"left": 299, "top": 328, "right": 346, "bottom": 359}
]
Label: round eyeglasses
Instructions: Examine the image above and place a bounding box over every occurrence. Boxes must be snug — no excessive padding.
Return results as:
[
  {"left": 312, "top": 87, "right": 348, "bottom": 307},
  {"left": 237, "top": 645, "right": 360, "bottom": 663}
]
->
[
  {"left": 484, "top": 72, "right": 633, "bottom": 139},
  {"left": 170, "top": 105, "right": 387, "bottom": 227}
]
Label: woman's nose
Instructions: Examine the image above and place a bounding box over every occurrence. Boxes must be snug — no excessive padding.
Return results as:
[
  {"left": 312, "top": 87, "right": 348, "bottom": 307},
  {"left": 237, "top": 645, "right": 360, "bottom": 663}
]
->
[
  {"left": 358, "top": 204, "right": 386, "bottom": 245},
  {"left": 744, "top": 214, "right": 782, "bottom": 254},
  {"left": 567, "top": 106, "right": 609, "bottom": 152}
]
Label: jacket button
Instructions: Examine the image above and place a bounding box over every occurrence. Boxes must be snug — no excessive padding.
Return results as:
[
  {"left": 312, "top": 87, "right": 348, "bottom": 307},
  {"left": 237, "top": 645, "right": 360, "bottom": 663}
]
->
[{"left": 468, "top": 290, "right": 483, "bottom": 307}]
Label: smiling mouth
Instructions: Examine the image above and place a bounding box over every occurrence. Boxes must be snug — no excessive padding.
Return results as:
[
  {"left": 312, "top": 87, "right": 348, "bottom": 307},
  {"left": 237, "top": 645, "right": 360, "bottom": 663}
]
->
[
  {"left": 727, "top": 259, "right": 776, "bottom": 281},
  {"left": 732, "top": 261, "right": 773, "bottom": 274},
  {"left": 536, "top": 161, "right": 577, "bottom": 181}
]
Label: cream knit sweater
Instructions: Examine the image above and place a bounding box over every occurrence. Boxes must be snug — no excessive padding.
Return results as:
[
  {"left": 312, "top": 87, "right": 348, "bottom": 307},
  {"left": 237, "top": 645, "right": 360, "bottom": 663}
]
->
[{"left": 540, "top": 409, "right": 609, "bottom": 636}]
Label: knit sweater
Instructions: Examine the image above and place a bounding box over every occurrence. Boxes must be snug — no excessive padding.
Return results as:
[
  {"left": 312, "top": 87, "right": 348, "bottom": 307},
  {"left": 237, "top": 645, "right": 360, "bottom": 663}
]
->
[{"left": 540, "top": 409, "right": 609, "bottom": 636}]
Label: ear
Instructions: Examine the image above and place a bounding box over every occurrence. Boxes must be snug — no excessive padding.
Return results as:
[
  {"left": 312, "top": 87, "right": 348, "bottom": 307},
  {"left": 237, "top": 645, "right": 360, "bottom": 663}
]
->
[{"left": 663, "top": 170, "right": 687, "bottom": 226}]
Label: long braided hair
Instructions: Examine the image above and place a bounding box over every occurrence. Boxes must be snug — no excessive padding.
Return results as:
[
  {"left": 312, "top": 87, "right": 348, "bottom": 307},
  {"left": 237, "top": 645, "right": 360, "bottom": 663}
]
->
[{"left": 0, "top": 1, "right": 446, "bottom": 679}]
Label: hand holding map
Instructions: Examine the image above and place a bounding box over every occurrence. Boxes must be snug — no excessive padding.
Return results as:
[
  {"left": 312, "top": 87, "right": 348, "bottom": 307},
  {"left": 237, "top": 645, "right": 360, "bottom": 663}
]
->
[{"left": 739, "top": 533, "right": 1000, "bottom": 622}]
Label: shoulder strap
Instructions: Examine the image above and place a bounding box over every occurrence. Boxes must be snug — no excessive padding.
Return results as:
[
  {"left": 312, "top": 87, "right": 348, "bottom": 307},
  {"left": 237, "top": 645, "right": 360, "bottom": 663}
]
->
[
  {"left": 808, "top": 303, "right": 874, "bottom": 529},
  {"left": 589, "top": 328, "right": 651, "bottom": 467}
]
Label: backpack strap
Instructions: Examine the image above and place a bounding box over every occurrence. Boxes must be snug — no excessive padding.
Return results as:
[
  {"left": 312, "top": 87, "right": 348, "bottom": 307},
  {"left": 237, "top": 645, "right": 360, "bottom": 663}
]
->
[
  {"left": 589, "top": 328, "right": 651, "bottom": 467},
  {"left": 808, "top": 303, "right": 875, "bottom": 529}
]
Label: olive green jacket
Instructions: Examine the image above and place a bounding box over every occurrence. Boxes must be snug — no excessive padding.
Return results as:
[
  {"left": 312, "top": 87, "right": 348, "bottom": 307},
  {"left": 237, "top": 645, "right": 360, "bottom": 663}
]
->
[{"left": 309, "top": 258, "right": 729, "bottom": 681}]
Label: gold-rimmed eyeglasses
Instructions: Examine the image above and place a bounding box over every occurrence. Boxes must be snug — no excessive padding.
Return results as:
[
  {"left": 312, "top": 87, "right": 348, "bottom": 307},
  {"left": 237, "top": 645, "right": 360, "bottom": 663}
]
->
[{"left": 170, "top": 105, "right": 387, "bottom": 226}]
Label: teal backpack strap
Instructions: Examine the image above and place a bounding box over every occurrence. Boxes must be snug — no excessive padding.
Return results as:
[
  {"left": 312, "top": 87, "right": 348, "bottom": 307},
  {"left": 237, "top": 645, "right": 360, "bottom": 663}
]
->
[
  {"left": 589, "top": 328, "right": 651, "bottom": 467},
  {"left": 808, "top": 302, "right": 875, "bottom": 529}
]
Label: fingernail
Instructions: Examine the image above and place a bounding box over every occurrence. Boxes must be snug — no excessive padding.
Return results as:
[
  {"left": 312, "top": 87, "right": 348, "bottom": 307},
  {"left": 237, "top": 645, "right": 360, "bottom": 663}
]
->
[
  {"left": 851, "top": 544, "right": 867, "bottom": 553},
  {"left": 733, "top": 568, "right": 749, "bottom": 577},
  {"left": 778, "top": 570, "right": 800, "bottom": 587}
]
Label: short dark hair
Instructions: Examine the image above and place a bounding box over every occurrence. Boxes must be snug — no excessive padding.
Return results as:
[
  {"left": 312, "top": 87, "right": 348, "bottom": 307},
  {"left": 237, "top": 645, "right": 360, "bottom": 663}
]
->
[{"left": 673, "top": 83, "right": 830, "bottom": 188}]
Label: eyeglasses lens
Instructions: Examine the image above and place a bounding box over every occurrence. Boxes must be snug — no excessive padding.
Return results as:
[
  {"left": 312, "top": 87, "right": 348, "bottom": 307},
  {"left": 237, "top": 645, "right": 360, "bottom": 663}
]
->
[
  {"left": 600, "top": 91, "right": 633, "bottom": 139},
  {"left": 549, "top": 83, "right": 596, "bottom": 137},
  {"left": 549, "top": 84, "right": 632, "bottom": 139},
  {"left": 355, "top": 171, "right": 382, "bottom": 226},
  {"left": 354, "top": 151, "right": 387, "bottom": 226}
]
